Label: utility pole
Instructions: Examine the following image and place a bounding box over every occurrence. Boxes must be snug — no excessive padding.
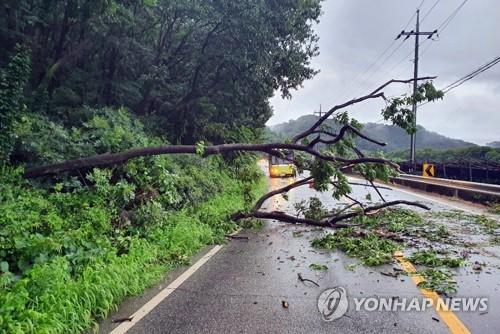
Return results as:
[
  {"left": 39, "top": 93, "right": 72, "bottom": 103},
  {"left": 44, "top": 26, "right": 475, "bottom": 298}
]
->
[
  {"left": 313, "top": 105, "right": 324, "bottom": 141},
  {"left": 313, "top": 104, "right": 323, "bottom": 118},
  {"left": 396, "top": 10, "right": 437, "bottom": 171}
]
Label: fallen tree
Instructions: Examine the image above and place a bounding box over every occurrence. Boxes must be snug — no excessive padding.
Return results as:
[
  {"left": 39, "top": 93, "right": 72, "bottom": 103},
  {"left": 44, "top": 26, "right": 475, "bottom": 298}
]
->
[{"left": 24, "top": 77, "right": 444, "bottom": 228}]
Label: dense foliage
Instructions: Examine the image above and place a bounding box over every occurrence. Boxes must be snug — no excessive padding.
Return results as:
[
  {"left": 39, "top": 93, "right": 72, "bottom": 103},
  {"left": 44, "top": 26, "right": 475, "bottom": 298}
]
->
[
  {"left": 0, "top": 157, "right": 265, "bottom": 333},
  {"left": 1, "top": 0, "right": 321, "bottom": 147},
  {"left": 0, "top": 102, "right": 266, "bottom": 332}
]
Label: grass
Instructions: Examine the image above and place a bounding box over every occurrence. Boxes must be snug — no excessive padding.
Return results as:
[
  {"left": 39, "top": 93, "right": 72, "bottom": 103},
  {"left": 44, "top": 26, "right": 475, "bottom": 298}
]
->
[
  {"left": 1, "top": 213, "right": 214, "bottom": 333},
  {"left": 0, "top": 161, "right": 267, "bottom": 334}
]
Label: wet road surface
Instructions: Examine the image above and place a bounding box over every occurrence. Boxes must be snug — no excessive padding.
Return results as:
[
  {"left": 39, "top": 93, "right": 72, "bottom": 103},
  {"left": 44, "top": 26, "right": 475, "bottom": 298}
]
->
[{"left": 102, "top": 164, "right": 500, "bottom": 334}]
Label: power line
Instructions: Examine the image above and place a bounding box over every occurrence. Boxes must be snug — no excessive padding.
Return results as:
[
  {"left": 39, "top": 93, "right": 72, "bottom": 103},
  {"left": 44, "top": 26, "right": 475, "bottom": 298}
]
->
[
  {"left": 438, "top": 0, "right": 468, "bottom": 32},
  {"left": 337, "top": 2, "right": 428, "bottom": 101},
  {"left": 391, "top": 0, "right": 469, "bottom": 77},
  {"left": 442, "top": 56, "right": 500, "bottom": 93},
  {"left": 418, "top": 55, "right": 500, "bottom": 107},
  {"left": 417, "top": 0, "right": 427, "bottom": 11},
  {"left": 419, "top": 0, "right": 468, "bottom": 58},
  {"left": 354, "top": 1, "right": 439, "bottom": 95},
  {"left": 367, "top": 56, "right": 500, "bottom": 125},
  {"left": 421, "top": 0, "right": 440, "bottom": 22}
]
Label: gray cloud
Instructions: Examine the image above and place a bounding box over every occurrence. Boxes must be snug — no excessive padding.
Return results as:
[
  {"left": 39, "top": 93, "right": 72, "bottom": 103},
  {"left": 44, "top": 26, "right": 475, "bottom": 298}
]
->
[{"left": 269, "top": 0, "right": 500, "bottom": 145}]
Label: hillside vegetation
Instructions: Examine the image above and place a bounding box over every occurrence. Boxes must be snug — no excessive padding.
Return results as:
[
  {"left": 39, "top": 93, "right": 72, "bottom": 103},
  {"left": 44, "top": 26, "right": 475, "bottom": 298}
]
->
[
  {"left": 269, "top": 115, "right": 476, "bottom": 152},
  {"left": 387, "top": 146, "right": 500, "bottom": 163},
  {"left": 0, "top": 108, "right": 267, "bottom": 333}
]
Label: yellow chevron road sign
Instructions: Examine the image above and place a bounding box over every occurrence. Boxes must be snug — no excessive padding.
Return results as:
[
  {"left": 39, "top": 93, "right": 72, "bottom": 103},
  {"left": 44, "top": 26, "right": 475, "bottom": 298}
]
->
[{"left": 423, "top": 163, "right": 436, "bottom": 177}]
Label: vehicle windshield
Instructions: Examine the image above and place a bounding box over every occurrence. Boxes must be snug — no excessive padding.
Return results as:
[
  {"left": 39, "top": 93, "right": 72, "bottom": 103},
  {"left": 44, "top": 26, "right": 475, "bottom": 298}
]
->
[
  {"left": 270, "top": 156, "right": 289, "bottom": 165},
  {"left": 269, "top": 151, "right": 293, "bottom": 165}
]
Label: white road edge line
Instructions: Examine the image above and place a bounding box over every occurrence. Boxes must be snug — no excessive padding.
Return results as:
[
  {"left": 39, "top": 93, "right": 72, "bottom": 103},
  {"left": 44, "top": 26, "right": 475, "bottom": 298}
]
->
[
  {"left": 387, "top": 185, "right": 478, "bottom": 214},
  {"left": 109, "top": 245, "right": 223, "bottom": 334}
]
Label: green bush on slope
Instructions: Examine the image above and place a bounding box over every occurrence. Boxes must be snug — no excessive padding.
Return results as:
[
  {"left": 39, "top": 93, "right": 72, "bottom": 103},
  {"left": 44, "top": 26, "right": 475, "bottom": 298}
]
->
[
  {"left": 0, "top": 107, "right": 266, "bottom": 333},
  {"left": 0, "top": 159, "right": 264, "bottom": 333}
]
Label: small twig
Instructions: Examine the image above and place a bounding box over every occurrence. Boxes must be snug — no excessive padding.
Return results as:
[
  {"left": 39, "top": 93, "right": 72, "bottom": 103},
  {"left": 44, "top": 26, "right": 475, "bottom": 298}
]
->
[
  {"left": 112, "top": 317, "right": 133, "bottom": 323},
  {"left": 226, "top": 235, "right": 249, "bottom": 240},
  {"left": 351, "top": 147, "right": 387, "bottom": 203},
  {"left": 298, "top": 273, "right": 320, "bottom": 287}
]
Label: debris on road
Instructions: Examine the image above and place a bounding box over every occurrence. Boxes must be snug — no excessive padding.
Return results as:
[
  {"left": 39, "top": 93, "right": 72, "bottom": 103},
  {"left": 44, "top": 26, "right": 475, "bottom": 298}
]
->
[
  {"left": 309, "top": 263, "right": 328, "bottom": 271},
  {"left": 112, "top": 317, "right": 133, "bottom": 323},
  {"left": 226, "top": 235, "right": 249, "bottom": 240},
  {"left": 380, "top": 271, "right": 399, "bottom": 278},
  {"left": 297, "top": 273, "right": 319, "bottom": 287}
]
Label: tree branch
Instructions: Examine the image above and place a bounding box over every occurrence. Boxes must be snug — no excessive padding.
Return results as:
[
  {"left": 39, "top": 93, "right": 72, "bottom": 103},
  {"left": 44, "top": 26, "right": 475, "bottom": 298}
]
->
[
  {"left": 234, "top": 210, "right": 353, "bottom": 229},
  {"left": 292, "top": 76, "right": 436, "bottom": 143},
  {"left": 23, "top": 142, "right": 399, "bottom": 178},
  {"left": 328, "top": 200, "right": 430, "bottom": 224},
  {"left": 233, "top": 200, "right": 428, "bottom": 230},
  {"left": 308, "top": 124, "right": 386, "bottom": 148},
  {"left": 351, "top": 146, "right": 386, "bottom": 202},
  {"left": 252, "top": 176, "right": 313, "bottom": 211}
]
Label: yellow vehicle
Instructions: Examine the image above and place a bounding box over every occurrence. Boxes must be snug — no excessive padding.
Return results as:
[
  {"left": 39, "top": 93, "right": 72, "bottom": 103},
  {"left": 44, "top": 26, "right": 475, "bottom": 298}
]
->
[{"left": 268, "top": 150, "right": 296, "bottom": 178}]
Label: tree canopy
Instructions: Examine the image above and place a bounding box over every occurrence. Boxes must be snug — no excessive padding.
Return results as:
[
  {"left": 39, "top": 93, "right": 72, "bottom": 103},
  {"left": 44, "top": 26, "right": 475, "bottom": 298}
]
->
[{"left": 1, "top": 0, "right": 321, "bottom": 151}]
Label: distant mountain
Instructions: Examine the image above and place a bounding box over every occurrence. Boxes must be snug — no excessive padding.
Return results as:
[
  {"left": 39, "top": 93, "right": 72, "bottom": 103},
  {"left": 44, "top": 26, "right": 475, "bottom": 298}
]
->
[
  {"left": 268, "top": 115, "right": 476, "bottom": 152},
  {"left": 487, "top": 141, "right": 500, "bottom": 148}
]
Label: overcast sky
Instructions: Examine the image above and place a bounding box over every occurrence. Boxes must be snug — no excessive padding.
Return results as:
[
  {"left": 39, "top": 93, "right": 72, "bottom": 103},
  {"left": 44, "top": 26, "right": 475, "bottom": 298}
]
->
[{"left": 269, "top": 0, "right": 500, "bottom": 145}]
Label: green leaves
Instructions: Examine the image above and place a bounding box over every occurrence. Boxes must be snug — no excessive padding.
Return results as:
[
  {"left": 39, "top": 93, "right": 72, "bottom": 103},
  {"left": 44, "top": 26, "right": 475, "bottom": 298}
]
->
[
  {"left": 294, "top": 197, "right": 329, "bottom": 220},
  {"left": 312, "top": 228, "right": 399, "bottom": 266},
  {"left": 309, "top": 263, "right": 328, "bottom": 271},
  {"left": 0, "top": 44, "right": 31, "bottom": 161},
  {"left": 381, "top": 81, "right": 444, "bottom": 134},
  {"left": 416, "top": 268, "right": 458, "bottom": 294},
  {"left": 0, "top": 261, "right": 9, "bottom": 273},
  {"left": 0, "top": 147, "right": 265, "bottom": 333},
  {"left": 310, "top": 158, "right": 335, "bottom": 192},
  {"left": 195, "top": 141, "right": 206, "bottom": 156},
  {"left": 2, "top": 0, "right": 322, "bottom": 145},
  {"left": 408, "top": 250, "right": 465, "bottom": 268}
]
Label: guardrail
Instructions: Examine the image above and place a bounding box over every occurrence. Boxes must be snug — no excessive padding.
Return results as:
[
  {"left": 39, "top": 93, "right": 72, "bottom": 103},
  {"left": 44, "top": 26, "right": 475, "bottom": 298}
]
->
[
  {"left": 398, "top": 162, "right": 500, "bottom": 185},
  {"left": 391, "top": 174, "right": 500, "bottom": 204}
]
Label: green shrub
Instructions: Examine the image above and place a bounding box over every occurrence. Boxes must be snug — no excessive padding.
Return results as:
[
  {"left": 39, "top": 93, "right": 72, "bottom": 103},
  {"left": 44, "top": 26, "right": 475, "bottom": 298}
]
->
[{"left": 0, "top": 152, "right": 265, "bottom": 333}]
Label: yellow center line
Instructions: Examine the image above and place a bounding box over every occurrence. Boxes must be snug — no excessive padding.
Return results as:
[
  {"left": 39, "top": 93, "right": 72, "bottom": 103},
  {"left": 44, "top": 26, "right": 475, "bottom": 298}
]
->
[{"left": 393, "top": 251, "right": 471, "bottom": 334}]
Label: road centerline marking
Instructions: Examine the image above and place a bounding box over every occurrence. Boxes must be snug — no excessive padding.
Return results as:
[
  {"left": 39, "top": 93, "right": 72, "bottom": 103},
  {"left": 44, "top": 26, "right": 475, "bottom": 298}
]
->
[
  {"left": 393, "top": 251, "right": 471, "bottom": 334},
  {"left": 109, "top": 245, "right": 223, "bottom": 334}
]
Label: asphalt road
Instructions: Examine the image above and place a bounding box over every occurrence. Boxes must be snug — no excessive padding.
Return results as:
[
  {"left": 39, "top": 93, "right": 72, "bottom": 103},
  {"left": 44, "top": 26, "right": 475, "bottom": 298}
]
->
[{"left": 101, "top": 163, "right": 500, "bottom": 334}]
